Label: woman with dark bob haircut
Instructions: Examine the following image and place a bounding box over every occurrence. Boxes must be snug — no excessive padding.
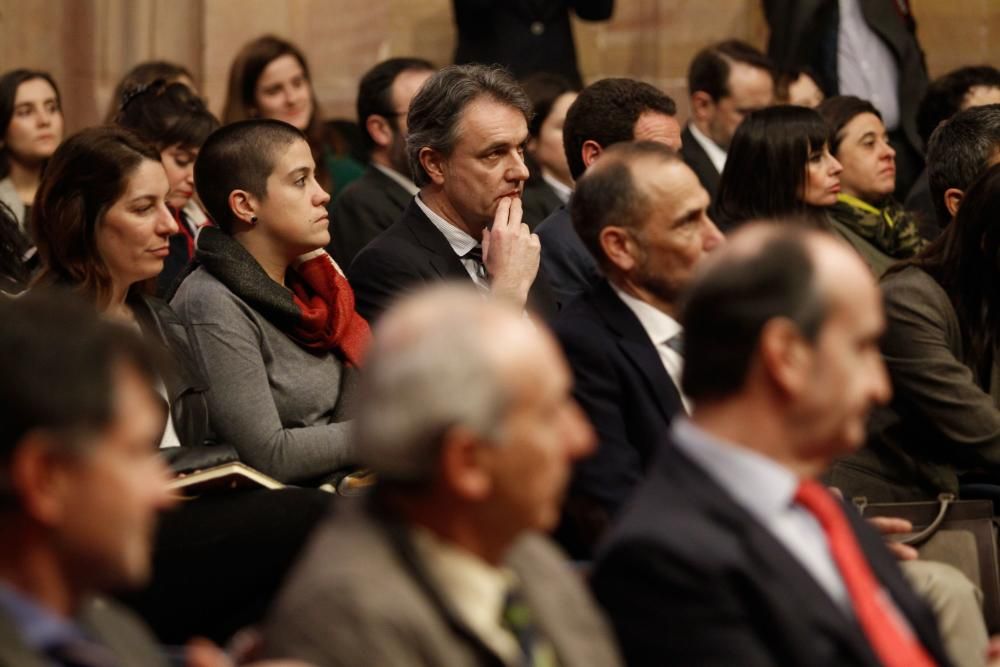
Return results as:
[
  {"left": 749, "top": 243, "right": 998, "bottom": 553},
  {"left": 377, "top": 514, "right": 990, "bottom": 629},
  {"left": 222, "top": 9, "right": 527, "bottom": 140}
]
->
[
  {"left": 31, "top": 125, "right": 329, "bottom": 643},
  {"left": 830, "top": 162, "right": 1000, "bottom": 504},
  {"left": 170, "top": 119, "right": 370, "bottom": 485},
  {"left": 817, "top": 95, "right": 926, "bottom": 276},
  {"left": 715, "top": 105, "right": 842, "bottom": 231},
  {"left": 0, "top": 69, "right": 63, "bottom": 236}
]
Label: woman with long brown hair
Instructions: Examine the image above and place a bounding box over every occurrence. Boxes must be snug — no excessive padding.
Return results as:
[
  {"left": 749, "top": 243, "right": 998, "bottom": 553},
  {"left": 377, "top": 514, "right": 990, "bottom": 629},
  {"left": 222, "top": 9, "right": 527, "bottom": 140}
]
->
[{"left": 223, "top": 34, "right": 363, "bottom": 198}]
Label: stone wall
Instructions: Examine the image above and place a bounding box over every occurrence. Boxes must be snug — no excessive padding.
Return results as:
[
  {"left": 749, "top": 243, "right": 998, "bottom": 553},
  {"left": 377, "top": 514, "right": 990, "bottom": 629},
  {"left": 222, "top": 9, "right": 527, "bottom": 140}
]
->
[{"left": 0, "top": 0, "right": 997, "bottom": 132}]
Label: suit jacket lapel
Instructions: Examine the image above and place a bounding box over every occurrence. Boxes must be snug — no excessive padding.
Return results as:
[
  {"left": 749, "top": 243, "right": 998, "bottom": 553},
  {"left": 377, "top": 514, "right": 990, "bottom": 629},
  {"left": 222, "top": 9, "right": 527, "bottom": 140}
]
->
[
  {"left": 373, "top": 504, "right": 506, "bottom": 667},
  {"left": 591, "top": 281, "right": 683, "bottom": 420},
  {"left": 401, "top": 200, "right": 475, "bottom": 282},
  {"left": 659, "top": 443, "right": 882, "bottom": 664}
]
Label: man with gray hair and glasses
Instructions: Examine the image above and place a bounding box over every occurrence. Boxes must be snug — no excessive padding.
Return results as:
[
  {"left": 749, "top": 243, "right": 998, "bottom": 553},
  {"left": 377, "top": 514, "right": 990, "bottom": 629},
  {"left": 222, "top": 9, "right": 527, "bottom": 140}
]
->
[
  {"left": 262, "top": 285, "right": 622, "bottom": 667},
  {"left": 347, "top": 64, "right": 556, "bottom": 323}
]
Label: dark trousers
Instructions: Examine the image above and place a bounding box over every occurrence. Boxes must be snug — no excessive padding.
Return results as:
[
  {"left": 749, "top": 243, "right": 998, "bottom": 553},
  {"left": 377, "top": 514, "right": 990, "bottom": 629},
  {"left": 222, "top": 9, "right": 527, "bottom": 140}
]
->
[{"left": 120, "top": 487, "right": 331, "bottom": 644}]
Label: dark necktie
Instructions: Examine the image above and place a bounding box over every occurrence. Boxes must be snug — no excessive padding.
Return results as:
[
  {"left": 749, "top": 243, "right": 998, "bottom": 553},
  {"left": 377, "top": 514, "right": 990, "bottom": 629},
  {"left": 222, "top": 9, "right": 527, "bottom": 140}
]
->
[
  {"left": 462, "top": 245, "right": 489, "bottom": 284},
  {"left": 664, "top": 332, "right": 684, "bottom": 356},
  {"left": 501, "top": 587, "right": 559, "bottom": 667},
  {"left": 794, "top": 480, "right": 937, "bottom": 667}
]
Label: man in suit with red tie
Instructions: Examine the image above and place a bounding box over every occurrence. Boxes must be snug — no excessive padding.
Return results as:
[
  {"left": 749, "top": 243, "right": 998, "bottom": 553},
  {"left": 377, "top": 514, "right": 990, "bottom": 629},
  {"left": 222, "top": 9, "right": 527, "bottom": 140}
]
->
[{"left": 591, "top": 222, "right": 957, "bottom": 666}]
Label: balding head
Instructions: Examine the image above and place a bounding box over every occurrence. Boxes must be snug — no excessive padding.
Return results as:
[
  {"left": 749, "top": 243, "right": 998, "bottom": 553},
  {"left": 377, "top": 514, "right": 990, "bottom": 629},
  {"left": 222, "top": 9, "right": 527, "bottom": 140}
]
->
[
  {"left": 682, "top": 222, "right": 889, "bottom": 455},
  {"left": 358, "top": 285, "right": 595, "bottom": 547},
  {"left": 572, "top": 141, "right": 723, "bottom": 314}
]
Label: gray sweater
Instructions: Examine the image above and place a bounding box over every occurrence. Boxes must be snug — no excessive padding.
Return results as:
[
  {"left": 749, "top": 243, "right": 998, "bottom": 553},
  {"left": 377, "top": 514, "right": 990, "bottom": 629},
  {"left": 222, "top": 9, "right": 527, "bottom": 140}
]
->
[{"left": 170, "top": 267, "right": 359, "bottom": 483}]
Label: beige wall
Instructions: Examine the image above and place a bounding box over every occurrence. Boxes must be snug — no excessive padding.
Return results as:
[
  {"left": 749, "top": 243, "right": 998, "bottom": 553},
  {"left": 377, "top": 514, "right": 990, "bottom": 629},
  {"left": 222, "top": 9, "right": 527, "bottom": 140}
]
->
[{"left": 1, "top": 0, "right": 997, "bottom": 133}]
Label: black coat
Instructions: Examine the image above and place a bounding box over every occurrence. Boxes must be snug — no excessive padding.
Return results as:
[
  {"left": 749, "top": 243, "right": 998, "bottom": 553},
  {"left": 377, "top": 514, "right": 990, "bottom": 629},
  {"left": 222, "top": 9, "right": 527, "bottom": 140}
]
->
[
  {"left": 327, "top": 165, "right": 413, "bottom": 268},
  {"left": 452, "top": 0, "right": 614, "bottom": 87},
  {"left": 552, "top": 280, "right": 684, "bottom": 558},
  {"left": 763, "top": 0, "right": 928, "bottom": 158},
  {"left": 348, "top": 199, "right": 557, "bottom": 324},
  {"left": 536, "top": 206, "right": 601, "bottom": 310},
  {"left": 591, "top": 433, "right": 953, "bottom": 666},
  {"left": 680, "top": 125, "right": 721, "bottom": 208}
]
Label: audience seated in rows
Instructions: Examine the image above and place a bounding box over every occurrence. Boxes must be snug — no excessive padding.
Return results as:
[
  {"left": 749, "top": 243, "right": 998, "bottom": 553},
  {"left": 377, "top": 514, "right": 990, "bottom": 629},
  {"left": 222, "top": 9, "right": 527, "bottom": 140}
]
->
[
  {"left": 7, "top": 22, "right": 1000, "bottom": 663},
  {"left": 0, "top": 69, "right": 63, "bottom": 236},
  {"left": 114, "top": 79, "right": 219, "bottom": 296},
  {"left": 347, "top": 64, "right": 554, "bottom": 324},
  {"left": 537, "top": 77, "right": 679, "bottom": 307},
  {"left": 817, "top": 95, "right": 926, "bottom": 276},
  {"left": 553, "top": 141, "right": 722, "bottom": 558},
  {"left": 30, "top": 125, "right": 329, "bottom": 643},
  {"left": 263, "top": 285, "right": 622, "bottom": 666},
  {"left": 716, "top": 104, "right": 841, "bottom": 230},
  {"left": 591, "top": 224, "right": 955, "bottom": 666},
  {"left": 170, "top": 119, "right": 370, "bottom": 485},
  {"left": 681, "top": 39, "right": 774, "bottom": 210},
  {"left": 519, "top": 72, "right": 579, "bottom": 229},
  {"left": 327, "top": 57, "right": 434, "bottom": 268}
]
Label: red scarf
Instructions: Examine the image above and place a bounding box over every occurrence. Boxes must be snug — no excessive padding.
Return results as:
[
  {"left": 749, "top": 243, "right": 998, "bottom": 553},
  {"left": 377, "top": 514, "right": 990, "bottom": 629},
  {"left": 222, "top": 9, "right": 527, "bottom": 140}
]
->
[{"left": 287, "top": 251, "right": 370, "bottom": 366}]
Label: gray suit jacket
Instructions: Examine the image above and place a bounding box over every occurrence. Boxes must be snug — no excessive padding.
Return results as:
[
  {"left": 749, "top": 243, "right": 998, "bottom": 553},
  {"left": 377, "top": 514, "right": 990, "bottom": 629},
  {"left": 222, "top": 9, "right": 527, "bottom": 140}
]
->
[
  {"left": 262, "top": 500, "right": 622, "bottom": 667},
  {"left": 0, "top": 597, "right": 167, "bottom": 667},
  {"left": 830, "top": 265, "right": 1000, "bottom": 501}
]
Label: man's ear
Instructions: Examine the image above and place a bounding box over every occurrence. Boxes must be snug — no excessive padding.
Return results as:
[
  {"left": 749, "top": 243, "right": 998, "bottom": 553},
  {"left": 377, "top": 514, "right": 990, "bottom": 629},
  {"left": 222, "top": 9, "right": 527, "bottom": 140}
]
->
[
  {"left": 419, "top": 147, "right": 447, "bottom": 186},
  {"left": 581, "top": 140, "right": 602, "bottom": 170},
  {"left": 7, "top": 434, "right": 74, "bottom": 526},
  {"left": 437, "top": 426, "right": 491, "bottom": 501},
  {"left": 689, "top": 91, "right": 716, "bottom": 123},
  {"left": 599, "top": 226, "right": 639, "bottom": 274},
  {"left": 944, "top": 187, "right": 964, "bottom": 219},
  {"left": 365, "top": 114, "right": 394, "bottom": 150},
  {"left": 758, "top": 318, "right": 812, "bottom": 399},
  {"left": 228, "top": 190, "right": 258, "bottom": 227}
]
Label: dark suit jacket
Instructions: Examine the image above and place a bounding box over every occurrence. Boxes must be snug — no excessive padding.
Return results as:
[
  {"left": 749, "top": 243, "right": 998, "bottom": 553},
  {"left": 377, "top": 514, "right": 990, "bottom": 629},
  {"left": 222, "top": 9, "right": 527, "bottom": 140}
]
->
[
  {"left": 452, "top": 0, "right": 614, "bottom": 87},
  {"left": 0, "top": 597, "right": 167, "bottom": 667},
  {"left": 680, "top": 125, "right": 721, "bottom": 207},
  {"left": 521, "top": 178, "right": 564, "bottom": 230},
  {"left": 536, "top": 206, "right": 601, "bottom": 309},
  {"left": 347, "top": 199, "right": 557, "bottom": 323},
  {"left": 553, "top": 280, "right": 684, "bottom": 557},
  {"left": 591, "top": 434, "right": 952, "bottom": 667},
  {"left": 829, "top": 266, "right": 1000, "bottom": 502},
  {"left": 327, "top": 165, "right": 413, "bottom": 268},
  {"left": 763, "top": 0, "right": 928, "bottom": 158},
  {"left": 262, "top": 499, "right": 623, "bottom": 667}
]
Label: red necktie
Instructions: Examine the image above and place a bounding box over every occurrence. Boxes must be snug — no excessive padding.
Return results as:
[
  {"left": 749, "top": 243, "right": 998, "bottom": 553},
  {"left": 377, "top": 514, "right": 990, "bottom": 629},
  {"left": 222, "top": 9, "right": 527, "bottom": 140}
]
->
[{"left": 794, "top": 479, "right": 937, "bottom": 667}]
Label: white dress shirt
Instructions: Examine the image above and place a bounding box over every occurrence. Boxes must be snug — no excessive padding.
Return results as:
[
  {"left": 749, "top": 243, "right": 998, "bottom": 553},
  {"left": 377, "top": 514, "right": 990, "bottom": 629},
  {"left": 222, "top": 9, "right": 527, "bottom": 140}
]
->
[
  {"left": 415, "top": 195, "right": 489, "bottom": 291},
  {"left": 373, "top": 163, "right": 420, "bottom": 196},
  {"left": 611, "top": 285, "right": 691, "bottom": 414},
  {"left": 541, "top": 170, "right": 573, "bottom": 204},
  {"left": 837, "top": 0, "right": 901, "bottom": 131},
  {"left": 687, "top": 122, "right": 728, "bottom": 175},
  {"left": 672, "top": 418, "right": 853, "bottom": 610}
]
